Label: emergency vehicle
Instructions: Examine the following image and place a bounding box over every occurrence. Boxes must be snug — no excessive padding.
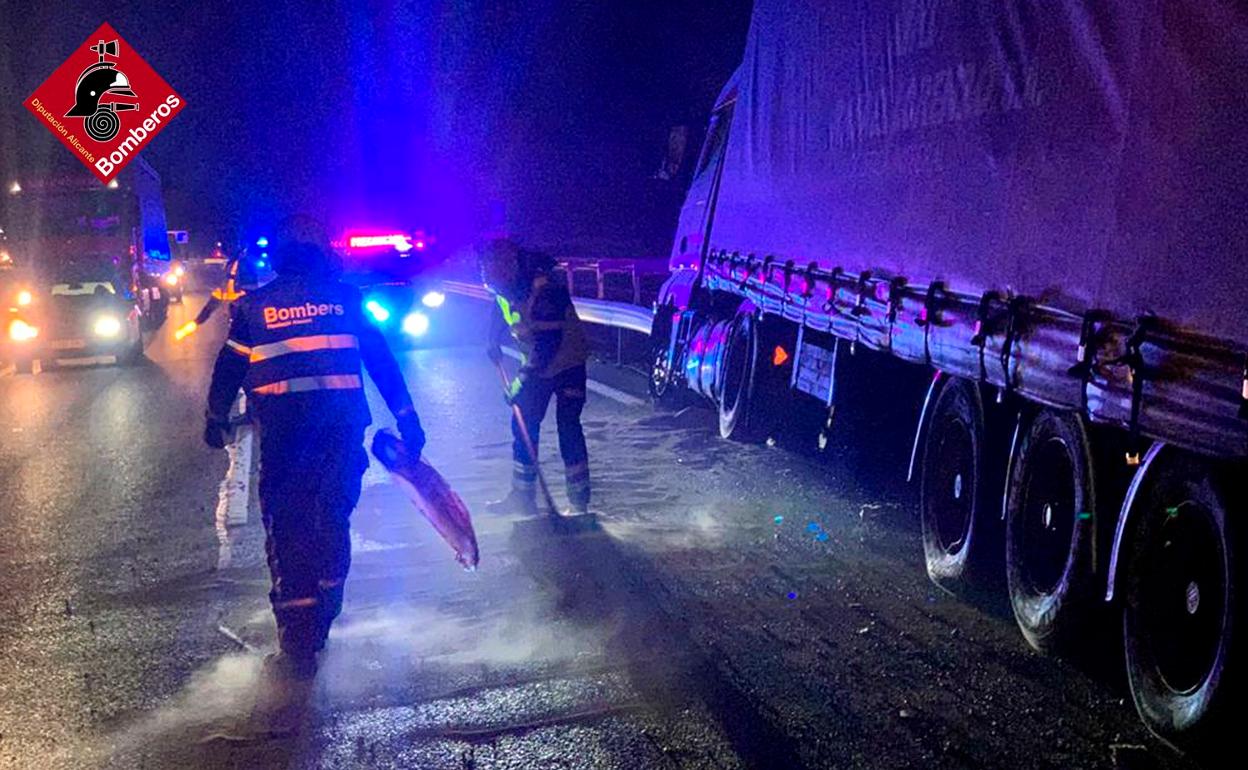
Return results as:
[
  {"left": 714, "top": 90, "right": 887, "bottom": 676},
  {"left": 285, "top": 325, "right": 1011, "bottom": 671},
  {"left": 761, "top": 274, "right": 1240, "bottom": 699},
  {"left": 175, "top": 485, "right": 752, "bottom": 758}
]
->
[{"left": 334, "top": 229, "right": 449, "bottom": 346}]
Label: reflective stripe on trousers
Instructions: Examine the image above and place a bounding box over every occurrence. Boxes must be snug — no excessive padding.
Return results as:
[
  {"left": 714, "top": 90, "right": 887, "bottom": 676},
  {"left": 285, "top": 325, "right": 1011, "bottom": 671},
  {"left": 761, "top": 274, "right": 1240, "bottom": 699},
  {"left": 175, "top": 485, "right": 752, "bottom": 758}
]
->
[
  {"left": 512, "top": 461, "right": 537, "bottom": 492},
  {"left": 273, "top": 596, "right": 318, "bottom": 610},
  {"left": 252, "top": 373, "right": 362, "bottom": 396}
]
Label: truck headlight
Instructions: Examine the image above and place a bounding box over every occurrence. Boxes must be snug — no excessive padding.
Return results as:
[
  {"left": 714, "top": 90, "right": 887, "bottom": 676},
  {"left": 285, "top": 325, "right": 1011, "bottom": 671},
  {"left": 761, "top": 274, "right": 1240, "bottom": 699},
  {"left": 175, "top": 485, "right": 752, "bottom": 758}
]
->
[
  {"left": 16, "top": 289, "right": 32, "bottom": 307},
  {"left": 421, "top": 290, "right": 446, "bottom": 308},
  {"left": 8, "top": 319, "right": 37, "bottom": 342},
  {"left": 163, "top": 273, "right": 179, "bottom": 287},
  {"left": 94, "top": 316, "right": 123, "bottom": 337},
  {"left": 402, "top": 312, "right": 430, "bottom": 337}
]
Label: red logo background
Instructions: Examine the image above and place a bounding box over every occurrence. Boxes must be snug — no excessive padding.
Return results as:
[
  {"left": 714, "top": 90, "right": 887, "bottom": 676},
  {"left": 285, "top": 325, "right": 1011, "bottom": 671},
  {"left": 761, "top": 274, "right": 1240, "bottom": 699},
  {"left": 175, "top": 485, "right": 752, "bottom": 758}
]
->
[{"left": 23, "top": 22, "right": 185, "bottom": 184}]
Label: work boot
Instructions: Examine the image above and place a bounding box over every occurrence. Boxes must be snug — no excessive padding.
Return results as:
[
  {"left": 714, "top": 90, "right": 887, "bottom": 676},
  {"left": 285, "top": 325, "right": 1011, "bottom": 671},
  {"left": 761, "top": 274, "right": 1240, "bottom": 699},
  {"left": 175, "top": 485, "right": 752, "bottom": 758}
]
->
[
  {"left": 489, "top": 461, "right": 540, "bottom": 515},
  {"left": 262, "top": 650, "right": 318, "bottom": 681},
  {"left": 485, "top": 488, "right": 539, "bottom": 516}
]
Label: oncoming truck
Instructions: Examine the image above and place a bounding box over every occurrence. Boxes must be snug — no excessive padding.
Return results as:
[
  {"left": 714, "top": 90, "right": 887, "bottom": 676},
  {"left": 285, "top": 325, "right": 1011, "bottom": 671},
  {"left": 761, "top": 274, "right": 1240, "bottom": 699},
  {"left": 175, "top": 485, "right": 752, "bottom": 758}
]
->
[
  {"left": 651, "top": 0, "right": 1247, "bottom": 753},
  {"left": 2, "top": 154, "right": 175, "bottom": 331}
]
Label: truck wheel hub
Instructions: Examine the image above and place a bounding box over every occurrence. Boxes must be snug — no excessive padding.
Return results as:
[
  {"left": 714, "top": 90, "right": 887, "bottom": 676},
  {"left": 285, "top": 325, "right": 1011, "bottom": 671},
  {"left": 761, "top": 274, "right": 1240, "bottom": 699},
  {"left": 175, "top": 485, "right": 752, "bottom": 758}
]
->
[{"left": 1186, "top": 581, "right": 1201, "bottom": 615}]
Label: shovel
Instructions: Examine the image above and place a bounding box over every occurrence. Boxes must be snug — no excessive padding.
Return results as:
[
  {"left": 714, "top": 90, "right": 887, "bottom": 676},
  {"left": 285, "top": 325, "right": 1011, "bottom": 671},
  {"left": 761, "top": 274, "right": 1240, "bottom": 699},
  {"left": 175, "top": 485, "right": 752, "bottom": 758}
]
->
[{"left": 493, "top": 358, "right": 561, "bottom": 518}]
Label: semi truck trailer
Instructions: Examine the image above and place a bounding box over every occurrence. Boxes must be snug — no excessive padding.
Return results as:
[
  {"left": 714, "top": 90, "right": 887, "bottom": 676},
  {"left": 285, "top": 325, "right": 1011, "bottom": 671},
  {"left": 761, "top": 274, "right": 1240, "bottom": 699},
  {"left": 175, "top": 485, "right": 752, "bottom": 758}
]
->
[{"left": 652, "top": 0, "right": 1248, "bottom": 753}]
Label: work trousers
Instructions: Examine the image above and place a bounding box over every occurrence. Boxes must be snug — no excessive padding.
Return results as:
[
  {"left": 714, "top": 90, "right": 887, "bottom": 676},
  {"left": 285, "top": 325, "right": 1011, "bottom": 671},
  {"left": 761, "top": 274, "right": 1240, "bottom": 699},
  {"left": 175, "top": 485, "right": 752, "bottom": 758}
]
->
[
  {"left": 257, "top": 421, "right": 367, "bottom": 656},
  {"left": 511, "top": 364, "right": 590, "bottom": 508}
]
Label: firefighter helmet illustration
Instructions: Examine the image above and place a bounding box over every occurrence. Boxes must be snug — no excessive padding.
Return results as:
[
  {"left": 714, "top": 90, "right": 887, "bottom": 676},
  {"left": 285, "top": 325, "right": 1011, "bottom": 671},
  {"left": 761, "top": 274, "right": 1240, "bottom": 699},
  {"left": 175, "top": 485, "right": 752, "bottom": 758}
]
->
[{"left": 65, "top": 39, "right": 139, "bottom": 142}]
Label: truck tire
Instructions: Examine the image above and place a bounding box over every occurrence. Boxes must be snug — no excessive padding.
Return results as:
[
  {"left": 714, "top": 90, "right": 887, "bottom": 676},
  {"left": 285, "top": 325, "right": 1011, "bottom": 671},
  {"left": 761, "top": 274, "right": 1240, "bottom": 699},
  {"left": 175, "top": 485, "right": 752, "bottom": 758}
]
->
[
  {"left": 647, "top": 303, "right": 681, "bottom": 409},
  {"left": 1005, "top": 408, "right": 1099, "bottom": 654},
  {"left": 718, "top": 312, "right": 762, "bottom": 441},
  {"left": 139, "top": 288, "right": 169, "bottom": 331},
  {"left": 1123, "top": 453, "right": 1241, "bottom": 755},
  {"left": 150, "top": 295, "right": 169, "bottom": 329},
  {"left": 920, "top": 378, "right": 988, "bottom": 592}
]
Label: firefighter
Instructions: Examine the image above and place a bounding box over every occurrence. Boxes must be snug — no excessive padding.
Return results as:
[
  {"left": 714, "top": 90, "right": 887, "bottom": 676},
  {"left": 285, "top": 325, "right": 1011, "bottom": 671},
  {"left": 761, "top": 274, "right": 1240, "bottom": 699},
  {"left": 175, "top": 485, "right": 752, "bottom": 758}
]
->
[
  {"left": 175, "top": 252, "right": 253, "bottom": 340},
  {"left": 203, "top": 215, "right": 424, "bottom": 679},
  {"left": 480, "top": 238, "right": 591, "bottom": 515}
]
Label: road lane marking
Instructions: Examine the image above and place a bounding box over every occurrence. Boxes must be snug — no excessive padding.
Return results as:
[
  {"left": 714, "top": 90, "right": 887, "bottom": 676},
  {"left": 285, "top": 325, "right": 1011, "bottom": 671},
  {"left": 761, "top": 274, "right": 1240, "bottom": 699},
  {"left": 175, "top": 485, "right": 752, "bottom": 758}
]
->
[
  {"left": 216, "top": 623, "right": 259, "bottom": 653},
  {"left": 215, "top": 395, "right": 254, "bottom": 569},
  {"left": 500, "top": 347, "right": 645, "bottom": 407}
]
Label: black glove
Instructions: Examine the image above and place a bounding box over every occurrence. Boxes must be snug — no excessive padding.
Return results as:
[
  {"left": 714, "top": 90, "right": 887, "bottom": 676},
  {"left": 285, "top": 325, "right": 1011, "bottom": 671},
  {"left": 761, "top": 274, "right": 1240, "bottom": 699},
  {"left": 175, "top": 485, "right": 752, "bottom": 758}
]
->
[
  {"left": 396, "top": 413, "right": 426, "bottom": 459},
  {"left": 203, "top": 417, "right": 231, "bottom": 449}
]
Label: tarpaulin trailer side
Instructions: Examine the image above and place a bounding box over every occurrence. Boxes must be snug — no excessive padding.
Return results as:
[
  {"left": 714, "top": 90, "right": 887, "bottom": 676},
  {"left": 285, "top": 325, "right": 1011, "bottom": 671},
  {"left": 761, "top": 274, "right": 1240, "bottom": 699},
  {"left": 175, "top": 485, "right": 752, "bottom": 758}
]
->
[{"left": 682, "top": 0, "right": 1248, "bottom": 459}]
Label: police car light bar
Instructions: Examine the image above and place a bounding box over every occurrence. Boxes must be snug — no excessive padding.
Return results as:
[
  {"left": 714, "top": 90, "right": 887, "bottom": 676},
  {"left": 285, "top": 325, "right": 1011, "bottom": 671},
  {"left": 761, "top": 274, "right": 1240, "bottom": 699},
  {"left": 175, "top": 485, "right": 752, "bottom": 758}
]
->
[{"left": 348, "top": 234, "right": 413, "bottom": 253}]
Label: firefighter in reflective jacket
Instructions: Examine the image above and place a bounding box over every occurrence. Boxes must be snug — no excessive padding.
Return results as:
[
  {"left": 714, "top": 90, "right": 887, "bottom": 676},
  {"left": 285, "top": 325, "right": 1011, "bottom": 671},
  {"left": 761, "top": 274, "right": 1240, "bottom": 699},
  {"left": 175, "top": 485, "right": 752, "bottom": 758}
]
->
[
  {"left": 480, "top": 239, "right": 591, "bottom": 515},
  {"left": 204, "top": 215, "right": 425, "bottom": 678},
  {"left": 175, "top": 254, "right": 255, "bottom": 340}
]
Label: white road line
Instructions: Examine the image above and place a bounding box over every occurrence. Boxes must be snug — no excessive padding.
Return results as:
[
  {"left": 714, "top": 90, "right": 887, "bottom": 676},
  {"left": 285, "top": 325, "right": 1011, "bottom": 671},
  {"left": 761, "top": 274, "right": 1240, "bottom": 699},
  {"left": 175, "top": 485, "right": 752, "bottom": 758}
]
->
[
  {"left": 500, "top": 347, "right": 645, "bottom": 407},
  {"left": 216, "top": 624, "right": 259, "bottom": 653},
  {"left": 214, "top": 395, "right": 254, "bottom": 570},
  {"left": 225, "top": 426, "right": 254, "bottom": 527},
  {"left": 586, "top": 378, "right": 645, "bottom": 407}
]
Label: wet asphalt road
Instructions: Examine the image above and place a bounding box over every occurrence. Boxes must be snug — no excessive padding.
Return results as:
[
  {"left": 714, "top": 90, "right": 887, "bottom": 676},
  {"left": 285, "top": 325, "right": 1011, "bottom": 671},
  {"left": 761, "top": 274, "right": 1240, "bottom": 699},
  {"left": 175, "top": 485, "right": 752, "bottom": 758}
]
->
[{"left": 0, "top": 294, "right": 1205, "bottom": 769}]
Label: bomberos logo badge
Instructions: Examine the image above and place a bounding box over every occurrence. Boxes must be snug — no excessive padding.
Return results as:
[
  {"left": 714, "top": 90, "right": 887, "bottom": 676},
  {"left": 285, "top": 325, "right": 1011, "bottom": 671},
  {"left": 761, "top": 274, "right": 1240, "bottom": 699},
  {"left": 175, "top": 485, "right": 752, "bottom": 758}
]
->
[{"left": 23, "top": 22, "right": 185, "bottom": 184}]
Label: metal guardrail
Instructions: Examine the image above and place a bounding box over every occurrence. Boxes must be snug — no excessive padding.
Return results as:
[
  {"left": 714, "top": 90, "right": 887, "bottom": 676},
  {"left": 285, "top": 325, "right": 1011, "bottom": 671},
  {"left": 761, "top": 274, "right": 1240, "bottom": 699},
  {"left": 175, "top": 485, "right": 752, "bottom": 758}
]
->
[
  {"left": 441, "top": 279, "right": 492, "bottom": 302},
  {"left": 441, "top": 279, "right": 654, "bottom": 337},
  {"left": 571, "top": 297, "right": 653, "bottom": 336}
]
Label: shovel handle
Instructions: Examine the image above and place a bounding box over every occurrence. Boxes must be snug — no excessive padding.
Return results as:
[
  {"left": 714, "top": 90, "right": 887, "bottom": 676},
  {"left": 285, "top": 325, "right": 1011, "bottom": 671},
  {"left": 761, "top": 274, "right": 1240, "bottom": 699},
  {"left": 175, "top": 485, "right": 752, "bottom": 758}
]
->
[{"left": 492, "top": 359, "right": 560, "bottom": 516}]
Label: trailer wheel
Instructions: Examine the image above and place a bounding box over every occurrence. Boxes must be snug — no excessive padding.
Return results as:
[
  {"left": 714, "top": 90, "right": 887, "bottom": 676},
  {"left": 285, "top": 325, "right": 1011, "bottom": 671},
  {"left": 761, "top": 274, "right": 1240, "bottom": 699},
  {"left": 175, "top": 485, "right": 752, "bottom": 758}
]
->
[
  {"left": 718, "top": 312, "right": 761, "bottom": 441},
  {"left": 920, "top": 378, "right": 987, "bottom": 592},
  {"left": 1005, "top": 409, "right": 1098, "bottom": 654},
  {"left": 649, "top": 345, "right": 677, "bottom": 404},
  {"left": 647, "top": 303, "right": 680, "bottom": 409},
  {"left": 1123, "top": 453, "right": 1241, "bottom": 753}
]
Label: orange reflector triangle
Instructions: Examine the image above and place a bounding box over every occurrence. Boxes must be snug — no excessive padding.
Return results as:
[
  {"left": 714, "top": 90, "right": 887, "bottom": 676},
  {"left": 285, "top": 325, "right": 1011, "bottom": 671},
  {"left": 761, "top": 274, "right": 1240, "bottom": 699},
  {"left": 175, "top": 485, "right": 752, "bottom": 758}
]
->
[{"left": 773, "top": 345, "right": 790, "bottom": 366}]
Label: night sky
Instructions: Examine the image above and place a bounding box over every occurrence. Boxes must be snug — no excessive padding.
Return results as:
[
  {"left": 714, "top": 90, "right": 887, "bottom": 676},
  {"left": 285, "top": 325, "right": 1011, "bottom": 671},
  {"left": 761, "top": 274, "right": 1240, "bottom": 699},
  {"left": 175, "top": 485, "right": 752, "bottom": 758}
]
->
[{"left": 0, "top": 1, "right": 750, "bottom": 256}]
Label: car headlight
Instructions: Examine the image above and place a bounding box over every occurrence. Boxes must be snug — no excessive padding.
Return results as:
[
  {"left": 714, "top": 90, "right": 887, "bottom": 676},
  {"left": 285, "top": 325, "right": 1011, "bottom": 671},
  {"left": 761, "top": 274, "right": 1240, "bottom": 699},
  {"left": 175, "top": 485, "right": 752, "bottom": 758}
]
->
[
  {"left": 16, "top": 289, "right": 32, "bottom": 307},
  {"left": 93, "top": 316, "right": 123, "bottom": 337},
  {"left": 174, "top": 265, "right": 186, "bottom": 277},
  {"left": 163, "top": 273, "right": 179, "bottom": 287},
  {"left": 402, "top": 311, "right": 430, "bottom": 337},
  {"left": 364, "top": 299, "right": 391, "bottom": 323},
  {"left": 421, "top": 290, "right": 446, "bottom": 309},
  {"left": 8, "top": 319, "right": 37, "bottom": 342}
]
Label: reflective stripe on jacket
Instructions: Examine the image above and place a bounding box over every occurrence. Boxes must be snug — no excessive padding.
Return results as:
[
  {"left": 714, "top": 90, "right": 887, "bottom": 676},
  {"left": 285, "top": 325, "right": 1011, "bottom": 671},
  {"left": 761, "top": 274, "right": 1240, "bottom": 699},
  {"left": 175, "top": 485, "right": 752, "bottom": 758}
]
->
[{"left": 207, "top": 271, "right": 415, "bottom": 429}]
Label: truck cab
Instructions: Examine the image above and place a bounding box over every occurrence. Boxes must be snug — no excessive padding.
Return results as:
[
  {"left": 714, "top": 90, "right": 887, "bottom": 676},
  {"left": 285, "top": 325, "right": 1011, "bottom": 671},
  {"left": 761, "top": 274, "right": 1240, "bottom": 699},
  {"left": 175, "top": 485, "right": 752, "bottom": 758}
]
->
[{"left": 1, "top": 156, "right": 174, "bottom": 332}]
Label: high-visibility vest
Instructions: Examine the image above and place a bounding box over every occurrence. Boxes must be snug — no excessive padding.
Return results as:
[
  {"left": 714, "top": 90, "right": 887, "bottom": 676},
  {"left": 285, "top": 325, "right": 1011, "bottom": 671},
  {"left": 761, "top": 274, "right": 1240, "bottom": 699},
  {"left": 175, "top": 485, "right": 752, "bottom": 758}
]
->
[{"left": 496, "top": 272, "right": 588, "bottom": 377}]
